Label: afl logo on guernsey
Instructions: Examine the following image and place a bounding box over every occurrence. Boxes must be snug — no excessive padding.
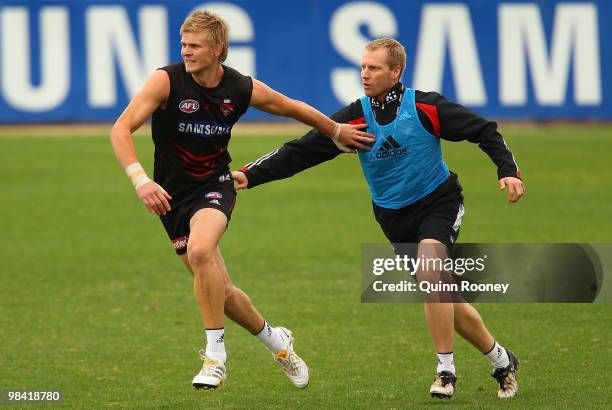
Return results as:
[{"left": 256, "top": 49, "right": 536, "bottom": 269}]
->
[
  {"left": 179, "top": 99, "right": 200, "bottom": 113},
  {"left": 205, "top": 192, "right": 223, "bottom": 199}
]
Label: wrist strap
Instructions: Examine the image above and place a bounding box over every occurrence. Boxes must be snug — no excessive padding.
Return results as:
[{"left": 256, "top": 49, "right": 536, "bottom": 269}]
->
[
  {"left": 332, "top": 123, "right": 341, "bottom": 141},
  {"left": 125, "top": 162, "right": 152, "bottom": 190}
]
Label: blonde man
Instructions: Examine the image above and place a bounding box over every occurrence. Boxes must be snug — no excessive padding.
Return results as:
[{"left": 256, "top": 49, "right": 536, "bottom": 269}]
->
[
  {"left": 110, "top": 10, "right": 374, "bottom": 390},
  {"left": 234, "top": 38, "right": 524, "bottom": 399}
]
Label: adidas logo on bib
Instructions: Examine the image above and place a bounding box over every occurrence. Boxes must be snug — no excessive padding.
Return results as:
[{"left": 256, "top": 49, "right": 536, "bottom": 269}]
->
[{"left": 376, "top": 135, "right": 408, "bottom": 158}]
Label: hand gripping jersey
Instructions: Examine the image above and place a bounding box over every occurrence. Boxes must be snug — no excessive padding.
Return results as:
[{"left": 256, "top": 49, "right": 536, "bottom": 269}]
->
[
  {"left": 358, "top": 87, "right": 450, "bottom": 209},
  {"left": 151, "top": 63, "right": 253, "bottom": 207}
]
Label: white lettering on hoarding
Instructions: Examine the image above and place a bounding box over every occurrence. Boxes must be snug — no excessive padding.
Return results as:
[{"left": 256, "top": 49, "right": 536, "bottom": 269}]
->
[
  {"left": 193, "top": 3, "right": 256, "bottom": 77},
  {"left": 329, "top": 2, "right": 397, "bottom": 105},
  {"left": 412, "top": 4, "right": 486, "bottom": 105},
  {"left": 499, "top": 3, "right": 601, "bottom": 106},
  {"left": 0, "top": 7, "right": 70, "bottom": 111},
  {"left": 0, "top": 2, "right": 604, "bottom": 116},
  {"left": 86, "top": 6, "right": 169, "bottom": 107}
]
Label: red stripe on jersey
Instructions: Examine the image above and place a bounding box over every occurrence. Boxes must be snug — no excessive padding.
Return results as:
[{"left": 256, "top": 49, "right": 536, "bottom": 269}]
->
[
  {"left": 348, "top": 116, "right": 365, "bottom": 125},
  {"left": 174, "top": 143, "right": 225, "bottom": 162},
  {"left": 174, "top": 143, "right": 223, "bottom": 176},
  {"left": 184, "top": 165, "right": 217, "bottom": 177},
  {"left": 416, "top": 103, "right": 440, "bottom": 137},
  {"left": 186, "top": 170, "right": 216, "bottom": 177},
  {"left": 181, "top": 158, "right": 217, "bottom": 176}
]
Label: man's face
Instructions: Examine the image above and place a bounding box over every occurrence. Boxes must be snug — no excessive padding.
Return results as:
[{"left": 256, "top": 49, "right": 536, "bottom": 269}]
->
[
  {"left": 181, "top": 32, "right": 221, "bottom": 74},
  {"left": 361, "top": 48, "right": 401, "bottom": 100}
]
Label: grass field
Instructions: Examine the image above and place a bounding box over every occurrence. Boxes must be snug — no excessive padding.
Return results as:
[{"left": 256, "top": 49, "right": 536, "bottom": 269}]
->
[{"left": 1, "top": 126, "right": 611, "bottom": 408}]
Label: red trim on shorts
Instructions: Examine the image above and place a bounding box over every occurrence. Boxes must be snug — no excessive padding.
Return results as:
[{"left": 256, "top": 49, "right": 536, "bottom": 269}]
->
[
  {"left": 348, "top": 116, "right": 365, "bottom": 125},
  {"left": 172, "top": 235, "right": 189, "bottom": 251}
]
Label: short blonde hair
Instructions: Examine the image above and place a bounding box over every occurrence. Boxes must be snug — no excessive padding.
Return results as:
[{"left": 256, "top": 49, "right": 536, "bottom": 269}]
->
[
  {"left": 366, "top": 38, "right": 406, "bottom": 78},
  {"left": 180, "top": 10, "right": 229, "bottom": 63}
]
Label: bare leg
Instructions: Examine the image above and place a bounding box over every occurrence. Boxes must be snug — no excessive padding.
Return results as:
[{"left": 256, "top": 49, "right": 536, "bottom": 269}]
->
[
  {"left": 180, "top": 249, "right": 264, "bottom": 334},
  {"left": 423, "top": 303, "right": 454, "bottom": 352},
  {"left": 418, "top": 239, "right": 455, "bottom": 353},
  {"left": 416, "top": 239, "right": 496, "bottom": 353},
  {"left": 186, "top": 209, "right": 230, "bottom": 329},
  {"left": 215, "top": 250, "right": 265, "bottom": 333},
  {"left": 453, "top": 302, "right": 495, "bottom": 353}
]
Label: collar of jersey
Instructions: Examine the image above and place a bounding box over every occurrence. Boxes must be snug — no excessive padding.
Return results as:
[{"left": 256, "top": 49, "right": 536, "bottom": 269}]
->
[{"left": 367, "top": 83, "right": 408, "bottom": 129}]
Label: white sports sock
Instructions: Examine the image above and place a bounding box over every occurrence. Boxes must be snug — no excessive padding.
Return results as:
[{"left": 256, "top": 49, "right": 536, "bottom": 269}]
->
[
  {"left": 485, "top": 341, "right": 510, "bottom": 369},
  {"left": 205, "top": 328, "right": 227, "bottom": 363},
  {"left": 255, "top": 321, "right": 286, "bottom": 353},
  {"left": 436, "top": 352, "right": 456, "bottom": 375}
]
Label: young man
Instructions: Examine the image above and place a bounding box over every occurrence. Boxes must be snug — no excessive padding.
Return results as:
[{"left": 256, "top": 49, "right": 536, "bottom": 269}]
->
[
  {"left": 110, "top": 10, "right": 374, "bottom": 391},
  {"left": 233, "top": 38, "right": 524, "bottom": 399}
]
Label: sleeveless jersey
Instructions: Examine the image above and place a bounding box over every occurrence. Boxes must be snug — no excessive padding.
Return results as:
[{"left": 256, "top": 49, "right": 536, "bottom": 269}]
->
[
  {"left": 358, "top": 88, "right": 450, "bottom": 209},
  {"left": 151, "top": 63, "right": 252, "bottom": 206}
]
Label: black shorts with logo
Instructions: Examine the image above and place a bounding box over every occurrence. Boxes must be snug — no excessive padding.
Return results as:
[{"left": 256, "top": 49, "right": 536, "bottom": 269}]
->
[
  {"left": 159, "top": 181, "right": 237, "bottom": 255},
  {"left": 373, "top": 173, "right": 465, "bottom": 252}
]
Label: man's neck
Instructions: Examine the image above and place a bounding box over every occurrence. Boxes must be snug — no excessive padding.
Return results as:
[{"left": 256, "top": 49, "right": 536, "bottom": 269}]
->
[
  {"left": 370, "top": 82, "right": 404, "bottom": 125},
  {"left": 191, "top": 64, "right": 224, "bottom": 88},
  {"left": 375, "top": 89, "right": 389, "bottom": 103},
  {"left": 374, "top": 82, "right": 402, "bottom": 103}
]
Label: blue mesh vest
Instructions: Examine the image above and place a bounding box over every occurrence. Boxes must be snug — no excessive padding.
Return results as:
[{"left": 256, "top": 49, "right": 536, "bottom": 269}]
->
[{"left": 358, "top": 88, "right": 450, "bottom": 209}]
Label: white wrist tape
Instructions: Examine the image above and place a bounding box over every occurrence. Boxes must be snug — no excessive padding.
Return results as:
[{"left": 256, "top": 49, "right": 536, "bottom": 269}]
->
[
  {"left": 125, "top": 162, "right": 152, "bottom": 190},
  {"left": 329, "top": 123, "right": 355, "bottom": 153},
  {"left": 332, "top": 123, "right": 341, "bottom": 141}
]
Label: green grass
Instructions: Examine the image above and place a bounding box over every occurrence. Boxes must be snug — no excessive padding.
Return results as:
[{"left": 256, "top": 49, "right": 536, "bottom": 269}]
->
[{"left": 1, "top": 127, "right": 611, "bottom": 408}]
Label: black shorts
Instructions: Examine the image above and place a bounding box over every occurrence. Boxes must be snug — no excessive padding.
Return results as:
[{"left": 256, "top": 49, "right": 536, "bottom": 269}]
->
[
  {"left": 159, "top": 182, "right": 236, "bottom": 255},
  {"left": 373, "top": 173, "right": 464, "bottom": 252}
]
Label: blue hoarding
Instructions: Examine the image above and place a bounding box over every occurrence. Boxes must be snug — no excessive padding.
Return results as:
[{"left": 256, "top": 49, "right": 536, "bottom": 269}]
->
[{"left": 0, "top": 0, "right": 609, "bottom": 122}]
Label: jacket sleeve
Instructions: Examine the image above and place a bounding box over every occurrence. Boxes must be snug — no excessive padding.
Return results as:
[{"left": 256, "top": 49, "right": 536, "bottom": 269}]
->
[
  {"left": 241, "top": 100, "right": 364, "bottom": 188},
  {"left": 415, "top": 90, "right": 521, "bottom": 180}
]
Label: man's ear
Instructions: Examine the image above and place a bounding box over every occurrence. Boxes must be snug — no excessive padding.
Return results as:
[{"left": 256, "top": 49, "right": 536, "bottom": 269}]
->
[
  {"left": 392, "top": 65, "right": 402, "bottom": 82},
  {"left": 214, "top": 43, "right": 224, "bottom": 60}
]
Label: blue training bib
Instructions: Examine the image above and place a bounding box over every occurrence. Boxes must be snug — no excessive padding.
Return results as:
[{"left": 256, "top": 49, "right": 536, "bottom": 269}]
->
[{"left": 357, "top": 88, "right": 450, "bottom": 209}]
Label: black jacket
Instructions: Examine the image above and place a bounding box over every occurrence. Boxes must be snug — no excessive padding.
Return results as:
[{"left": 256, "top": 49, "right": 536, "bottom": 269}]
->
[{"left": 242, "top": 82, "right": 521, "bottom": 188}]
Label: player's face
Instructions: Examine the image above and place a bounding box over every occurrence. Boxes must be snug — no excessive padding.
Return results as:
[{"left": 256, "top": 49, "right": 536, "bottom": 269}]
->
[
  {"left": 361, "top": 48, "right": 400, "bottom": 100},
  {"left": 181, "top": 32, "right": 221, "bottom": 74}
]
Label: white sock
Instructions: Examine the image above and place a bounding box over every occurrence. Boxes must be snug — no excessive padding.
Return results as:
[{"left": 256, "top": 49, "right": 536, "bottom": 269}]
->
[
  {"left": 205, "top": 328, "right": 227, "bottom": 363},
  {"left": 436, "top": 352, "right": 455, "bottom": 374},
  {"left": 485, "top": 341, "right": 510, "bottom": 369},
  {"left": 254, "top": 321, "right": 286, "bottom": 353}
]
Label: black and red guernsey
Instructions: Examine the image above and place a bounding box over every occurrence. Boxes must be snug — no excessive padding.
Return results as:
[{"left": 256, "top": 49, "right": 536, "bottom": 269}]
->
[{"left": 151, "top": 63, "right": 252, "bottom": 207}]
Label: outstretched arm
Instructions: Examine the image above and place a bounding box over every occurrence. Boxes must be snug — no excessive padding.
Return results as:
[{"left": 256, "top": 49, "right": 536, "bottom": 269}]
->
[
  {"left": 110, "top": 69, "right": 172, "bottom": 215},
  {"left": 415, "top": 91, "right": 525, "bottom": 204},
  {"left": 250, "top": 79, "right": 374, "bottom": 151},
  {"left": 233, "top": 101, "right": 365, "bottom": 189}
]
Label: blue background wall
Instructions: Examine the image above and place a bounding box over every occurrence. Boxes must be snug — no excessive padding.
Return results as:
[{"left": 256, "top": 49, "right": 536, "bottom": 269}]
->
[{"left": 0, "top": 0, "right": 609, "bottom": 123}]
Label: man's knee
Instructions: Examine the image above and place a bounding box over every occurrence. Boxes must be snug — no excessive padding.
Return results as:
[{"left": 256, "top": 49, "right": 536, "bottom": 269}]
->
[{"left": 187, "top": 243, "right": 217, "bottom": 270}]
